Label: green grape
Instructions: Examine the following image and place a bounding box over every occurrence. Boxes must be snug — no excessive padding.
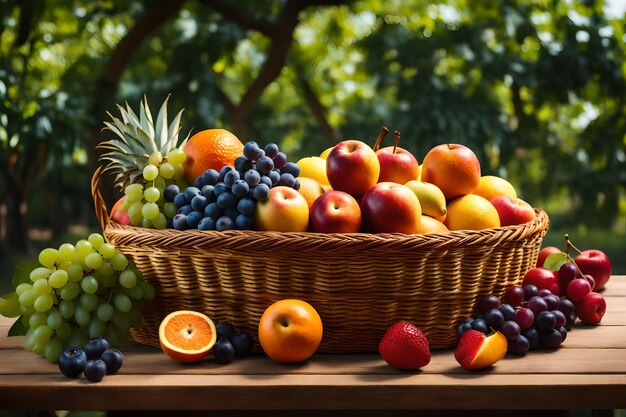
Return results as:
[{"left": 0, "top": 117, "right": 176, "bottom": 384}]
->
[
  {"left": 159, "top": 162, "right": 175, "bottom": 179},
  {"left": 46, "top": 310, "right": 63, "bottom": 330},
  {"left": 56, "top": 322, "right": 72, "bottom": 340},
  {"left": 154, "top": 175, "right": 166, "bottom": 191},
  {"left": 58, "top": 243, "right": 76, "bottom": 262},
  {"left": 152, "top": 213, "right": 167, "bottom": 230},
  {"left": 173, "top": 163, "right": 184, "bottom": 179},
  {"left": 60, "top": 281, "right": 80, "bottom": 300},
  {"left": 113, "top": 294, "right": 132, "bottom": 313},
  {"left": 128, "top": 201, "right": 144, "bottom": 225},
  {"left": 32, "top": 279, "right": 52, "bottom": 296},
  {"left": 38, "top": 248, "right": 59, "bottom": 268},
  {"left": 59, "top": 300, "right": 75, "bottom": 319},
  {"left": 18, "top": 289, "right": 37, "bottom": 307},
  {"left": 143, "top": 164, "right": 159, "bottom": 181},
  {"left": 30, "top": 267, "right": 52, "bottom": 282},
  {"left": 29, "top": 312, "right": 48, "bottom": 329},
  {"left": 66, "top": 263, "right": 84, "bottom": 282},
  {"left": 15, "top": 282, "right": 32, "bottom": 296},
  {"left": 75, "top": 240, "right": 95, "bottom": 260},
  {"left": 85, "top": 252, "right": 104, "bottom": 269},
  {"left": 163, "top": 202, "right": 177, "bottom": 218},
  {"left": 120, "top": 196, "right": 132, "bottom": 211},
  {"left": 44, "top": 337, "right": 64, "bottom": 363},
  {"left": 104, "top": 326, "right": 120, "bottom": 347},
  {"left": 110, "top": 252, "right": 129, "bottom": 271},
  {"left": 125, "top": 192, "right": 141, "bottom": 205},
  {"left": 166, "top": 148, "right": 186, "bottom": 164},
  {"left": 141, "top": 218, "right": 154, "bottom": 228},
  {"left": 81, "top": 275, "right": 99, "bottom": 294},
  {"left": 125, "top": 285, "right": 143, "bottom": 300},
  {"left": 20, "top": 305, "right": 35, "bottom": 316},
  {"left": 111, "top": 310, "right": 130, "bottom": 329},
  {"left": 24, "top": 329, "right": 35, "bottom": 351},
  {"left": 149, "top": 151, "right": 163, "bottom": 165},
  {"left": 144, "top": 186, "right": 160, "bottom": 203},
  {"left": 57, "top": 261, "right": 72, "bottom": 271},
  {"left": 142, "top": 202, "right": 159, "bottom": 220},
  {"left": 98, "top": 243, "right": 116, "bottom": 259},
  {"left": 74, "top": 306, "right": 91, "bottom": 326},
  {"left": 118, "top": 269, "right": 137, "bottom": 289},
  {"left": 48, "top": 270, "right": 69, "bottom": 288},
  {"left": 96, "top": 303, "right": 115, "bottom": 322},
  {"left": 34, "top": 294, "right": 54, "bottom": 313},
  {"left": 32, "top": 325, "right": 54, "bottom": 346},
  {"left": 79, "top": 293, "right": 99, "bottom": 311},
  {"left": 97, "top": 261, "right": 116, "bottom": 277},
  {"left": 0, "top": 292, "right": 21, "bottom": 318},
  {"left": 68, "top": 328, "right": 88, "bottom": 349},
  {"left": 140, "top": 281, "right": 156, "bottom": 300},
  {"left": 125, "top": 183, "right": 143, "bottom": 198},
  {"left": 102, "top": 274, "right": 117, "bottom": 288},
  {"left": 88, "top": 318, "right": 107, "bottom": 338},
  {"left": 88, "top": 233, "right": 105, "bottom": 249}
]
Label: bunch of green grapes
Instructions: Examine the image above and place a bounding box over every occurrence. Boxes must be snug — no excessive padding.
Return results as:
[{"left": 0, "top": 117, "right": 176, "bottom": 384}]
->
[
  {"left": 9, "top": 233, "right": 155, "bottom": 363},
  {"left": 120, "top": 149, "right": 187, "bottom": 229}
]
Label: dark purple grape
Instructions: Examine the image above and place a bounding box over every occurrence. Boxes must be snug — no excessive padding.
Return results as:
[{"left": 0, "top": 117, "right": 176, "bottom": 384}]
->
[
  {"left": 244, "top": 169, "right": 261, "bottom": 187},
  {"left": 164, "top": 185, "right": 180, "bottom": 202},
  {"left": 232, "top": 180, "right": 250, "bottom": 198},
  {"left": 523, "top": 284, "right": 539, "bottom": 301},
  {"left": 534, "top": 310, "right": 556, "bottom": 332},
  {"left": 538, "top": 289, "right": 552, "bottom": 297},
  {"left": 204, "top": 202, "right": 223, "bottom": 219},
  {"left": 542, "top": 294, "right": 560, "bottom": 310},
  {"left": 293, "top": 179, "right": 300, "bottom": 190},
  {"left": 217, "top": 192, "right": 239, "bottom": 210},
  {"left": 234, "top": 156, "right": 252, "bottom": 173},
  {"left": 558, "top": 326, "right": 568, "bottom": 343},
  {"left": 483, "top": 308, "right": 505, "bottom": 330},
  {"left": 500, "top": 320, "right": 521, "bottom": 341},
  {"left": 478, "top": 295, "right": 501, "bottom": 314},
  {"left": 583, "top": 274, "right": 596, "bottom": 291},
  {"left": 558, "top": 262, "right": 577, "bottom": 285},
  {"left": 243, "top": 142, "right": 263, "bottom": 161},
  {"left": 215, "top": 216, "right": 236, "bottom": 232},
  {"left": 201, "top": 169, "right": 220, "bottom": 186},
  {"left": 564, "top": 313, "right": 576, "bottom": 330},
  {"left": 513, "top": 307, "right": 534, "bottom": 331},
  {"left": 523, "top": 328, "right": 541, "bottom": 350},
  {"left": 527, "top": 296, "right": 548, "bottom": 315},
  {"left": 237, "top": 198, "right": 256, "bottom": 216},
  {"left": 278, "top": 172, "right": 296, "bottom": 187},
  {"left": 507, "top": 335, "right": 530, "bottom": 356},
  {"left": 218, "top": 166, "right": 234, "bottom": 182},
  {"left": 264, "top": 143, "right": 279, "bottom": 159},
  {"left": 552, "top": 310, "right": 566, "bottom": 328},
  {"left": 224, "top": 170, "right": 240, "bottom": 187},
  {"left": 172, "top": 214, "right": 188, "bottom": 230},
  {"left": 502, "top": 286, "right": 525, "bottom": 307},
  {"left": 235, "top": 214, "right": 254, "bottom": 230},
  {"left": 257, "top": 156, "right": 274, "bottom": 175},
  {"left": 252, "top": 183, "right": 270, "bottom": 201},
  {"left": 558, "top": 298, "right": 576, "bottom": 316},
  {"left": 456, "top": 319, "right": 473, "bottom": 338},
  {"left": 540, "top": 328, "right": 563, "bottom": 349},
  {"left": 268, "top": 170, "right": 280, "bottom": 186},
  {"left": 471, "top": 318, "right": 489, "bottom": 334},
  {"left": 273, "top": 152, "right": 287, "bottom": 169},
  {"left": 281, "top": 162, "right": 300, "bottom": 177},
  {"left": 498, "top": 303, "right": 516, "bottom": 321},
  {"left": 187, "top": 211, "right": 203, "bottom": 229},
  {"left": 191, "top": 195, "right": 208, "bottom": 212},
  {"left": 198, "top": 217, "right": 216, "bottom": 231}
]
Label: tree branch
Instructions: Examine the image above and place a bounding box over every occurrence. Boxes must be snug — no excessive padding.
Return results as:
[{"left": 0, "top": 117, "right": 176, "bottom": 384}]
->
[
  {"left": 197, "top": 0, "right": 277, "bottom": 37},
  {"left": 300, "top": 79, "right": 340, "bottom": 144}
]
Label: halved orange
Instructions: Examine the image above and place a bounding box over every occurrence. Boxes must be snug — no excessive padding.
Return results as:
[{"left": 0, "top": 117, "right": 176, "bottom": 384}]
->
[{"left": 158, "top": 310, "right": 217, "bottom": 363}]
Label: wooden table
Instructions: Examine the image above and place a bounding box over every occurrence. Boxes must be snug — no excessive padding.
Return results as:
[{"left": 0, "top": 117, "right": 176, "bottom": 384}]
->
[{"left": 2, "top": 277, "right": 626, "bottom": 415}]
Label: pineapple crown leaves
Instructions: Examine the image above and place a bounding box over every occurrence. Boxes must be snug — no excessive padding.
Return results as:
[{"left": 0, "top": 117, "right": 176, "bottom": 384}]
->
[{"left": 98, "top": 94, "right": 190, "bottom": 187}]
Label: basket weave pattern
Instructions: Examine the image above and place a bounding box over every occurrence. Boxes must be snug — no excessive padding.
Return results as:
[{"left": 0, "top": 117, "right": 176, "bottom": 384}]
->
[{"left": 92, "top": 167, "right": 549, "bottom": 352}]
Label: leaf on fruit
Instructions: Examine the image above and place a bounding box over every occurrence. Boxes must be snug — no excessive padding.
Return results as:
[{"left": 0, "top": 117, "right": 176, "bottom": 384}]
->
[
  {"left": 543, "top": 252, "right": 568, "bottom": 271},
  {"left": 0, "top": 292, "right": 22, "bottom": 318},
  {"left": 11, "top": 260, "right": 40, "bottom": 289},
  {"left": 8, "top": 316, "right": 27, "bottom": 337}
]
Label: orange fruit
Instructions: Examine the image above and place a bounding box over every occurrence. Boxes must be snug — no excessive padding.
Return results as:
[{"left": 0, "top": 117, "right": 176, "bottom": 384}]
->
[
  {"left": 474, "top": 175, "right": 517, "bottom": 201},
  {"left": 158, "top": 310, "right": 217, "bottom": 363},
  {"left": 444, "top": 194, "right": 501, "bottom": 231},
  {"left": 415, "top": 216, "right": 450, "bottom": 234},
  {"left": 297, "top": 177, "right": 325, "bottom": 209},
  {"left": 258, "top": 299, "right": 323, "bottom": 363},
  {"left": 420, "top": 144, "right": 481, "bottom": 200},
  {"left": 182, "top": 129, "right": 243, "bottom": 184}
]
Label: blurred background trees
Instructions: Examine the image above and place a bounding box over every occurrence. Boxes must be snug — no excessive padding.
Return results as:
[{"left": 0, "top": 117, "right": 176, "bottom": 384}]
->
[{"left": 1, "top": 0, "right": 625, "bottom": 261}]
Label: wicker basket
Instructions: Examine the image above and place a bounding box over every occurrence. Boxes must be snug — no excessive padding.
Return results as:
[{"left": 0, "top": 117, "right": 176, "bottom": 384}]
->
[{"left": 92, "top": 167, "right": 549, "bottom": 352}]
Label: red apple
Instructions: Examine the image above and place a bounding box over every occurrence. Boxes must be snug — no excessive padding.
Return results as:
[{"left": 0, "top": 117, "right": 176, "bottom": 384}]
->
[
  {"left": 522, "top": 267, "right": 557, "bottom": 291},
  {"left": 361, "top": 182, "right": 422, "bottom": 234},
  {"left": 537, "top": 246, "right": 563, "bottom": 267},
  {"left": 374, "top": 129, "right": 419, "bottom": 184},
  {"left": 310, "top": 191, "right": 361, "bottom": 233},
  {"left": 111, "top": 197, "right": 131, "bottom": 226},
  {"left": 420, "top": 143, "right": 481, "bottom": 200},
  {"left": 575, "top": 292, "right": 606, "bottom": 325},
  {"left": 326, "top": 140, "right": 380, "bottom": 197},
  {"left": 490, "top": 196, "right": 536, "bottom": 226},
  {"left": 255, "top": 186, "right": 309, "bottom": 232},
  {"left": 575, "top": 249, "right": 612, "bottom": 291}
]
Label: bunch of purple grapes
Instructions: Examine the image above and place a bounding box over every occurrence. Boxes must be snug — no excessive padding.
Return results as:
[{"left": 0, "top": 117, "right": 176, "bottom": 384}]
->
[
  {"left": 456, "top": 284, "right": 575, "bottom": 356},
  {"left": 164, "top": 141, "right": 301, "bottom": 231}
]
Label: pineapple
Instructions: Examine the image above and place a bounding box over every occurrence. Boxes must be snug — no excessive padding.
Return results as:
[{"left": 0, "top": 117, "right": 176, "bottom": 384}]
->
[{"left": 99, "top": 95, "right": 189, "bottom": 189}]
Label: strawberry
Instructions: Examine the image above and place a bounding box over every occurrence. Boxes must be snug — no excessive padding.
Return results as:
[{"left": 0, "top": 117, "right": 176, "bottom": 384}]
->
[{"left": 378, "top": 321, "right": 431, "bottom": 370}]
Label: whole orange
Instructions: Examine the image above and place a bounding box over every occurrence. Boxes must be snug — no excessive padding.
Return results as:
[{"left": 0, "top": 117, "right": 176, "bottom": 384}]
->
[
  {"left": 182, "top": 129, "right": 243, "bottom": 184},
  {"left": 421, "top": 144, "right": 481, "bottom": 200},
  {"left": 444, "top": 194, "right": 501, "bottom": 231},
  {"left": 258, "top": 299, "right": 323, "bottom": 363}
]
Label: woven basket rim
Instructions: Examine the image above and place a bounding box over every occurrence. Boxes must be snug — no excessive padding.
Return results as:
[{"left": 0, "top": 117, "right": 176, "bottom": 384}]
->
[{"left": 92, "top": 166, "right": 549, "bottom": 252}]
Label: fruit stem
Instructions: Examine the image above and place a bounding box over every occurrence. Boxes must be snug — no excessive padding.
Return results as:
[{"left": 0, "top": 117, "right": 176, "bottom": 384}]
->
[
  {"left": 565, "top": 234, "right": 584, "bottom": 256},
  {"left": 372, "top": 126, "right": 389, "bottom": 152},
  {"left": 393, "top": 130, "right": 400, "bottom": 154}
]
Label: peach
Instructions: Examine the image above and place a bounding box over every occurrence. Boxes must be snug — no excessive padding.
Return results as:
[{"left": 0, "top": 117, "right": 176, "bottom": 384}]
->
[{"left": 421, "top": 144, "right": 481, "bottom": 200}]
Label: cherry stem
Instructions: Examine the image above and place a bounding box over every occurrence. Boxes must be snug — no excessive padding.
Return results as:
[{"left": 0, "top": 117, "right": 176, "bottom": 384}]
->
[
  {"left": 564, "top": 233, "right": 585, "bottom": 278},
  {"left": 393, "top": 130, "right": 400, "bottom": 154},
  {"left": 372, "top": 126, "right": 389, "bottom": 152}
]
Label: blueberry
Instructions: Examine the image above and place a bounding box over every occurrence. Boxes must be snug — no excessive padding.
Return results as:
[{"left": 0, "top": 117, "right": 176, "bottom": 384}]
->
[
  {"left": 213, "top": 338, "right": 235, "bottom": 364},
  {"left": 259, "top": 175, "right": 273, "bottom": 188},
  {"left": 278, "top": 172, "right": 296, "bottom": 187},
  {"left": 293, "top": 179, "right": 300, "bottom": 190},
  {"left": 204, "top": 202, "right": 223, "bottom": 219},
  {"left": 252, "top": 183, "right": 270, "bottom": 201},
  {"left": 164, "top": 185, "right": 180, "bottom": 202},
  {"left": 201, "top": 169, "right": 220, "bottom": 186},
  {"left": 58, "top": 346, "right": 87, "bottom": 378},
  {"left": 216, "top": 216, "right": 235, "bottom": 231},
  {"left": 173, "top": 193, "right": 187, "bottom": 208},
  {"left": 264, "top": 143, "right": 279, "bottom": 159},
  {"left": 243, "top": 142, "right": 263, "bottom": 161},
  {"left": 100, "top": 348, "right": 124, "bottom": 374},
  {"left": 178, "top": 204, "right": 193, "bottom": 216},
  {"left": 217, "top": 192, "right": 238, "bottom": 210},
  {"left": 214, "top": 183, "right": 229, "bottom": 197},
  {"left": 85, "top": 337, "right": 109, "bottom": 360},
  {"left": 256, "top": 156, "right": 274, "bottom": 174},
  {"left": 219, "top": 166, "right": 234, "bottom": 182},
  {"left": 456, "top": 320, "right": 473, "bottom": 338},
  {"left": 234, "top": 156, "right": 252, "bottom": 172},
  {"left": 183, "top": 186, "right": 201, "bottom": 203},
  {"left": 231, "top": 332, "right": 254, "bottom": 358},
  {"left": 235, "top": 214, "right": 254, "bottom": 230},
  {"left": 244, "top": 169, "right": 261, "bottom": 187},
  {"left": 231, "top": 180, "right": 250, "bottom": 198},
  {"left": 281, "top": 162, "right": 300, "bottom": 177},
  {"left": 198, "top": 217, "right": 216, "bottom": 231},
  {"left": 83, "top": 359, "right": 107, "bottom": 382},
  {"left": 191, "top": 195, "right": 208, "bottom": 211},
  {"left": 267, "top": 170, "right": 280, "bottom": 186},
  {"left": 237, "top": 198, "right": 256, "bottom": 216},
  {"left": 201, "top": 185, "right": 216, "bottom": 202},
  {"left": 187, "top": 211, "right": 203, "bottom": 229},
  {"left": 216, "top": 322, "right": 236, "bottom": 340},
  {"left": 224, "top": 170, "right": 241, "bottom": 187},
  {"left": 172, "top": 214, "right": 189, "bottom": 230},
  {"left": 194, "top": 176, "right": 205, "bottom": 189}
]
